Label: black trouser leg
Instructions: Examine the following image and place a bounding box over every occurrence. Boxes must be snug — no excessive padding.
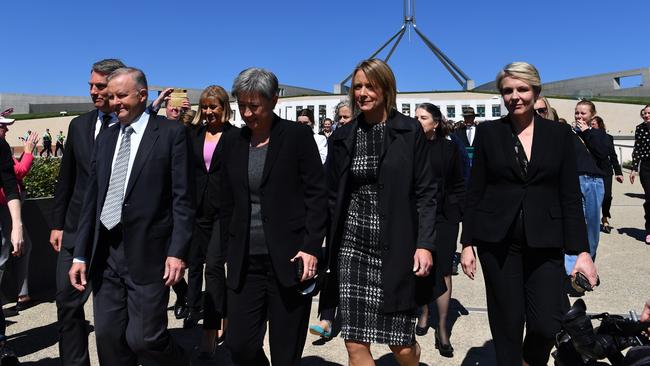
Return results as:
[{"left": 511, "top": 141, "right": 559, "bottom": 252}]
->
[
  {"left": 55, "top": 246, "right": 90, "bottom": 366},
  {"left": 640, "top": 162, "right": 650, "bottom": 232},
  {"left": 602, "top": 174, "right": 613, "bottom": 219},
  {"left": 478, "top": 241, "right": 567, "bottom": 366},
  {"left": 203, "top": 218, "right": 225, "bottom": 330},
  {"left": 226, "top": 255, "right": 311, "bottom": 366},
  {"left": 187, "top": 219, "right": 212, "bottom": 312}
]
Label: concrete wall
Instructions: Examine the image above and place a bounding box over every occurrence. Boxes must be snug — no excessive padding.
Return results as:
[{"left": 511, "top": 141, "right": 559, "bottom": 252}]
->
[
  {"left": 0, "top": 93, "right": 90, "bottom": 114},
  {"left": 542, "top": 68, "right": 650, "bottom": 98},
  {"left": 29, "top": 102, "right": 94, "bottom": 114}
]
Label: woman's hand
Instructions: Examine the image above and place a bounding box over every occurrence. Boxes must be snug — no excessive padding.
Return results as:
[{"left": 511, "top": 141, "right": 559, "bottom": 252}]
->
[
  {"left": 11, "top": 223, "right": 24, "bottom": 257},
  {"left": 24, "top": 132, "right": 39, "bottom": 153},
  {"left": 292, "top": 251, "right": 318, "bottom": 282},
  {"left": 576, "top": 119, "right": 589, "bottom": 132},
  {"left": 630, "top": 171, "right": 637, "bottom": 184},
  {"left": 615, "top": 175, "right": 624, "bottom": 183},
  {"left": 460, "top": 245, "right": 476, "bottom": 280},
  {"left": 412, "top": 248, "right": 433, "bottom": 277},
  {"left": 640, "top": 299, "right": 650, "bottom": 333},
  {"left": 571, "top": 252, "right": 599, "bottom": 288}
]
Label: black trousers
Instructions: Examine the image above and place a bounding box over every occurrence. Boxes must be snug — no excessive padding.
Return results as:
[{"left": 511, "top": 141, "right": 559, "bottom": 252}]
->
[
  {"left": 91, "top": 226, "right": 188, "bottom": 366},
  {"left": 186, "top": 216, "right": 217, "bottom": 313},
  {"left": 639, "top": 161, "right": 650, "bottom": 232},
  {"left": 477, "top": 214, "right": 568, "bottom": 366},
  {"left": 226, "top": 255, "right": 311, "bottom": 366},
  {"left": 602, "top": 174, "right": 613, "bottom": 219},
  {"left": 56, "top": 245, "right": 91, "bottom": 366}
]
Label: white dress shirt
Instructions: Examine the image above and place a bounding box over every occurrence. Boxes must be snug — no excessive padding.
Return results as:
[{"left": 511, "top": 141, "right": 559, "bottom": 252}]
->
[
  {"left": 466, "top": 125, "right": 475, "bottom": 146},
  {"left": 110, "top": 111, "right": 149, "bottom": 196},
  {"left": 313, "top": 133, "right": 328, "bottom": 164}
]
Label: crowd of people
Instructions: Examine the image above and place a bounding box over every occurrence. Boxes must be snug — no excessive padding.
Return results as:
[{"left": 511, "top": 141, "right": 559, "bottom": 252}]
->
[{"left": 0, "top": 57, "right": 648, "bottom": 366}]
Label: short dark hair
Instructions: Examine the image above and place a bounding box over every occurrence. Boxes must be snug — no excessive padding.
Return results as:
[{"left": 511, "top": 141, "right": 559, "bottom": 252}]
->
[
  {"left": 91, "top": 59, "right": 126, "bottom": 75},
  {"left": 297, "top": 109, "right": 315, "bottom": 127}
]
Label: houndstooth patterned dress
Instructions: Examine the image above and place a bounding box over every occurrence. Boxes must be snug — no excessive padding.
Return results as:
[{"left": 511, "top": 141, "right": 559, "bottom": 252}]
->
[{"left": 338, "top": 121, "right": 416, "bottom": 345}]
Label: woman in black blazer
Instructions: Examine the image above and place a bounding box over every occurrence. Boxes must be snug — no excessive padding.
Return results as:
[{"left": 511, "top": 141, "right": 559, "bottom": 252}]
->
[
  {"left": 185, "top": 85, "right": 235, "bottom": 357},
  {"left": 217, "top": 67, "right": 327, "bottom": 366},
  {"left": 460, "top": 62, "right": 598, "bottom": 365},
  {"left": 323, "top": 59, "right": 437, "bottom": 366},
  {"left": 414, "top": 103, "right": 464, "bottom": 357}
]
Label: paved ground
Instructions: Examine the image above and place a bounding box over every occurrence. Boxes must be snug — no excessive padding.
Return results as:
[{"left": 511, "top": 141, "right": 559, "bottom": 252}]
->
[{"left": 4, "top": 176, "right": 649, "bottom": 365}]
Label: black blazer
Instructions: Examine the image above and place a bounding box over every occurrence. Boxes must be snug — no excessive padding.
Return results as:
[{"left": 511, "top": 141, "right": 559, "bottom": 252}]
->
[
  {"left": 74, "top": 113, "right": 195, "bottom": 284},
  {"left": 597, "top": 134, "right": 623, "bottom": 176},
  {"left": 454, "top": 125, "right": 477, "bottom": 148},
  {"left": 428, "top": 138, "right": 465, "bottom": 224},
  {"left": 218, "top": 115, "right": 327, "bottom": 290},
  {"left": 52, "top": 110, "right": 99, "bottom": 249},
  {"left": 189, "top": 122, "right": 235, "bottom": 219},
  {"left": 460, "top": 115, "right": 588, "bottom": 253},
  {"left": 323, "top": 110, "right": 438, "bottom": 313}
]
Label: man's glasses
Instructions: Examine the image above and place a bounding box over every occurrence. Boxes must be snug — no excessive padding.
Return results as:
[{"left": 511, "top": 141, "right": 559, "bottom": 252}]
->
[{"left": 535, "top": 108, "right": 548, "bottom": 115}]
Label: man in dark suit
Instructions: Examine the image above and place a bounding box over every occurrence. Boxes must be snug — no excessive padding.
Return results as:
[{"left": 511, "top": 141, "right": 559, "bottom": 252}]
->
[
  {"left": 454, "top": 106, "right": 478, "bottom": 148},
  {"left": 50, "top": 58, "right": 125, "bottom": 366},
  {"left": 69, "top": 67, "right": 193, "bottom": 365}
]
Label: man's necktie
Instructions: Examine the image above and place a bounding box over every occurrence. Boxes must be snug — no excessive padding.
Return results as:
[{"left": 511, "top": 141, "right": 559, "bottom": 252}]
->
[
  {"left": 100, "top": 114, "right": 112, "bottom": 134},
  {"left": 100, "top": 126, "right": 134, "bottom": 230},
  {"left": 467, "top": 126, "right": 474, "bottom": 146}
]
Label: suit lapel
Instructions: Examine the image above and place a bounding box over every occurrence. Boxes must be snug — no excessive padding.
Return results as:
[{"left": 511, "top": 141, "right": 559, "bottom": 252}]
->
[
  {"left": 332, "top": 120, "right": 357, "bottom": 175},
  {"left": 208, "top": 122, "right": 231, "bottom": 173},
  {"left": 526, "top": 115, "right": 548, "bottom": 179},
  {"left": 234, "top": 128, "right": 250, "bottom": 193},
  {"left": 196, "top": 126, "right": 208, "bottom": 173},
  {"left": 260, "top": 116, "right": 285, "bottom": 187},
  {"left": 498, "top": 117, "right": 526, "bottom": 181},
  {"left": 380, "top": 110, "right": 410, "bottom": 165},
  {"left": 88, "top": 110, "right": 99, "bottom": 149},
  {"left": 125, "top": 115, "right": 159, "bottom": 199}
]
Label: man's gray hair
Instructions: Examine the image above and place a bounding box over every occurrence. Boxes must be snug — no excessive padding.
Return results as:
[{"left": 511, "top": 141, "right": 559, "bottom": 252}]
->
[
  {"left": 231, "top": 67, "right": 278, "bottom": 101},
  {"left": 107, "top": 67, "right": 148, "bottom": 90},
  {"left": 91, "top": 59, "right": 126, "bottom": 75},
  {"left": 334, "top": 99, "right": 351, "bottom": 123}
]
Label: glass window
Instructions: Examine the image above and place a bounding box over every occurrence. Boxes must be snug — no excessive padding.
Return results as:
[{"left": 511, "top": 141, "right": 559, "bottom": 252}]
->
[
  {"left": 447, "top": 106, "right": 456, "bottom": 119},
  {"left": 296, "top": 105, "right": 303, "bottom": 115},
  {"left": 477, "top": 104, "right": 486, "bottom": 117},
  {"left": 402, "top": 103, "right": 411, "bottom": 116},
  {"left": 319, "top": 105, "right": 327, "bottom": 122},
  {"left": 492, "top": 104, "right": 501, "bottom": 117}
]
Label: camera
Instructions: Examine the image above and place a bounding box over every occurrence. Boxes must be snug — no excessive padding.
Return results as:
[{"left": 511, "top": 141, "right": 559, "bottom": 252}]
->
[{"left": 553, "top": 299, "right": 650, "bottom": 366}]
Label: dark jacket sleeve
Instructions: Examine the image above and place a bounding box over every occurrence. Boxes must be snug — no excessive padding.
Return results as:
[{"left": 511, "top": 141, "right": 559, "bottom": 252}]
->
[
  {"left": 51, "top": 121, "right": 76, "bottom": 229},
  {"left": 559, "top": 125, "right": 589, "bottom": 254},
  {"left": 460, "top": 124, "right": 487, "bottom": 245},
  {"left": 578, "top": 128, "right": 609, "bottom": 162},
  {"left": 608, "top": 135, "right": 623, "bottom": 176},
  {"left": 632, "top": 125, "right": 643, "bottom": 172},
  {"left": 413, "top": 124, "right": 438, "bottom": 251},
  {"left": 167, "top": 125, "right": 195, "bottom": 260},
  {"left": 447, "top": 141, "right": 466, "bottom": 220},
  {"left": 0, "top": 139, "right": 18, "bottom": 202},
  {"left": 73, "top": 143, "right": 98, "bottom": 260},
  {"left": 297, "top": 127, "right": 328, "bottom": 257}
]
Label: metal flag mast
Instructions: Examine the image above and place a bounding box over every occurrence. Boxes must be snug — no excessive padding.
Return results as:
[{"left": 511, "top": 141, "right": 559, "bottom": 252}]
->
[{"left": 334, "top": 0, "right": 474, "bottom": 93}]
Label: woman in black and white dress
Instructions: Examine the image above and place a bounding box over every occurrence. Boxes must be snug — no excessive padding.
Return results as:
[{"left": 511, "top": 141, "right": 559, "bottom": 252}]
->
[
  {"left": 322, "top": 59, "right": 437, "bottom": 366},
  {"left": 629, "top": 104, "right": 650, "bottom": 243}
]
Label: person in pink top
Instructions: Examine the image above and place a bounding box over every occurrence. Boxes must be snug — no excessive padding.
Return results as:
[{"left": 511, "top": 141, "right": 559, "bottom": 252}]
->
[{"left": 0, "top": 117, "right": 38, "bottom": 311}]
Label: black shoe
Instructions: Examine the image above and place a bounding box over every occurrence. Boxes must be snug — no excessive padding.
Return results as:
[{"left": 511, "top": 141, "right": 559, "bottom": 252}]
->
[
  {"left": 174, "top": 298, "right": 189, "bottom": 319},
  {"left": 415, "top": 325, "right": 428, "bottom": 336},
  {"left": 15, "top": 298, "right": 33, "bottom": 312},
  {"left": 434, "top": 329, "right": 453, "bottom": 358},
  {"left": 183, "top": 310, "right": 203, "bottom": 329}
]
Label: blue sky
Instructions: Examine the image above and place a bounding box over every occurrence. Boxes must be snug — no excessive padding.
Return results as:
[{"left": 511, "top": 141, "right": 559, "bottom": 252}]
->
[{"left": 1, "top": 0, "right": 647, "bottom": 97}]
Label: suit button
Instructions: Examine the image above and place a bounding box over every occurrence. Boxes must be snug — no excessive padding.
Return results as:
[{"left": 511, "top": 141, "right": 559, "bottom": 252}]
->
[{"left": 262, "top": 216, "right": 268, "bottom": 223}]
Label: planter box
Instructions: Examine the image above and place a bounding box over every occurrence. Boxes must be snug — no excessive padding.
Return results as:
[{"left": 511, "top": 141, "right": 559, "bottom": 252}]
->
[{"left": 1, "top": 197, "right": 57, "bottom": 303}]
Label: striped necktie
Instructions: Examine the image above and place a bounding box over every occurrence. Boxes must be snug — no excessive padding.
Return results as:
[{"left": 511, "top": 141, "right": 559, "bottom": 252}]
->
[{"left": 100, "top": 126, "right": 134, "bottom": 229}]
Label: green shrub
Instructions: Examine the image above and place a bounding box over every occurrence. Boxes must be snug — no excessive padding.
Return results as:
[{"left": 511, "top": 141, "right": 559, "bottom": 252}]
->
[
  {"left": 622, "top": 160, "right": 633, "bottom": 170},
  {"left": 23, "top": 157, "right": 61, "bottom": 198}
]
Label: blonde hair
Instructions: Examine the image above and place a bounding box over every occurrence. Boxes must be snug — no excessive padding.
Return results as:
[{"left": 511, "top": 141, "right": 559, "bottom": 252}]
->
[
  {"left": 192, "top": 85, "right": 232, "bottom": 125},
  {"left": 348, "top": 59, "right": 397, "bottom": 117},
  {"left": 496, "top": 62, "right": 542, "bottom": 95}
]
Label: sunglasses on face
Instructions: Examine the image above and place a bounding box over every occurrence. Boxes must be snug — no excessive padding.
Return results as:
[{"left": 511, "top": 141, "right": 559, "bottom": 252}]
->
[{"left": 535, "top": 108, "right": 548, "bottom": 115}]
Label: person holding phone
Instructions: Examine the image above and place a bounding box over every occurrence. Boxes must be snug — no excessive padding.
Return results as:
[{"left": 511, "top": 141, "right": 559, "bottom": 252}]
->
[{"left": 460, "top": 62, "right": 598, "bottom": 365}]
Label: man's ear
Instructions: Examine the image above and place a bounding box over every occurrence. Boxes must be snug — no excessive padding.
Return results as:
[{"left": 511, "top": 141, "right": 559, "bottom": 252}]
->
[{"left": 139, "top": 89, "right": 148, "bottom": 103}]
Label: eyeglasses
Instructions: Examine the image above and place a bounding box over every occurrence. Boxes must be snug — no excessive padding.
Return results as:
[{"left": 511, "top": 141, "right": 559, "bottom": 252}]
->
[{"left": 535, "top": 108, "right": 548, "bottom": 115}]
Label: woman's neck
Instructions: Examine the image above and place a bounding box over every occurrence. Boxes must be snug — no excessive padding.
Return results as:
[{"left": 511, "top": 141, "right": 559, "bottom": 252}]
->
[
  {"left": 511, "top": 112, "right": 535, "bottom": 134},
  {"left": 363, "top": 109, "right": 388, "bottom": 125},
  {"left": 206, "top": 120, "right": 224, "bottom": 134}
]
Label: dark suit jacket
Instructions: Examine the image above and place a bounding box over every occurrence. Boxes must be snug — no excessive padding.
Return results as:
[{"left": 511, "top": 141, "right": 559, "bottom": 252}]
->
[
  {"left": 460, "top": 115, "right": 589, "bottom": 254},
  {"left": 219, "top": 115, "right": 327, "bottom": 290},
  {"left": 189, "top": 123, "right": 235, "bottom": 219},
  {"left": 428, "top": 138, "right": 465, "bottom": 224},
  {"left": 74, "top": 113, "right": 195, "bottom": 284},
  {"left": 51, "top": 110, "right": 99, "bottom": 249},
  {"left": 597, "top": 134, "right": 623, "bottom": 176},
  {"left": 454, "top": 125, "right": 477, "bottom": 147},
  {"left": 323, "top": 110, "right": 438, "bottom": 313}
]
